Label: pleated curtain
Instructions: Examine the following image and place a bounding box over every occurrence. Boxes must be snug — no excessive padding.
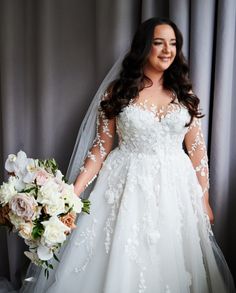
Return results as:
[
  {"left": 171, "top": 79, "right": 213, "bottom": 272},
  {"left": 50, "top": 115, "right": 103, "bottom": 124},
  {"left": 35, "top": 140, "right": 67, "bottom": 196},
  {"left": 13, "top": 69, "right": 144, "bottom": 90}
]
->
[{"left": 0, "top": 0, "right": 235, "bottom": 288}]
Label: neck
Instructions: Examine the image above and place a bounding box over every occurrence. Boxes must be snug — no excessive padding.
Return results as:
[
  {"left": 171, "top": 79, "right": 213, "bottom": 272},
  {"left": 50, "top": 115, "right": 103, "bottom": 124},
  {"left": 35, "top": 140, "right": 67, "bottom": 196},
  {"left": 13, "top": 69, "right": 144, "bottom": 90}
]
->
[{"left": 143, "top": 64, "right": 164, "bottom": 89}]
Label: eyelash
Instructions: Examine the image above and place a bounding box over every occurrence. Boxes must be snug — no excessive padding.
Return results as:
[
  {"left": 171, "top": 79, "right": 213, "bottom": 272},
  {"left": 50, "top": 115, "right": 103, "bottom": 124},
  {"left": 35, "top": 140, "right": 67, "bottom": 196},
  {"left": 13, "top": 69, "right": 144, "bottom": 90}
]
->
[{"left": 153, "top": 42, "right": 176, "bottom": 46}]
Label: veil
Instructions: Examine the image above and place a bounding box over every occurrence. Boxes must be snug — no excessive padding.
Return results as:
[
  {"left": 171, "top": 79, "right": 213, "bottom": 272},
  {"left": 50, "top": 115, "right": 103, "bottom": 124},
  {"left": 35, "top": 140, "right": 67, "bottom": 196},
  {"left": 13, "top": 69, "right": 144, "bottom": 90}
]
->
[
  {"left": 18, "top": 51, "right": 127, "bottom": 293},
  {"left": 65, "top": 51, "right": 127, "bottom": 197}
]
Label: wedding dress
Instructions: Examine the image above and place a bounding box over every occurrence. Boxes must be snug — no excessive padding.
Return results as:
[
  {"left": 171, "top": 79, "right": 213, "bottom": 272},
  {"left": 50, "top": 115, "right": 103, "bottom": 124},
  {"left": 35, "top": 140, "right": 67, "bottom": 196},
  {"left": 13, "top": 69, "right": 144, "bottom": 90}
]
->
[{"left": 20, "top": 93, "right": 235, "bottom": 293}]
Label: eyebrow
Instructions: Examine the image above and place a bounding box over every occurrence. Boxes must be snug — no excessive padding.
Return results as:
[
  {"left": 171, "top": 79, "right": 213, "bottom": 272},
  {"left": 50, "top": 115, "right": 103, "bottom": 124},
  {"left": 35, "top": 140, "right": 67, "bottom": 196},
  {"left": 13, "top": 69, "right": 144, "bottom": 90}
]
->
[{"left": 153, "top": 37, "right": 176, "bottom": 41}]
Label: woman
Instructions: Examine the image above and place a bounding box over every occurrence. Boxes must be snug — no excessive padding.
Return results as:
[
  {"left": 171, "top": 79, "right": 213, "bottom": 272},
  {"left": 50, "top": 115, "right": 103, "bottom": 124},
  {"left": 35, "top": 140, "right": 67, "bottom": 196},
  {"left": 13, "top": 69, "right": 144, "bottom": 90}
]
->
[{"left": 22, "top": 17, "right": 235, "bottom": 293}]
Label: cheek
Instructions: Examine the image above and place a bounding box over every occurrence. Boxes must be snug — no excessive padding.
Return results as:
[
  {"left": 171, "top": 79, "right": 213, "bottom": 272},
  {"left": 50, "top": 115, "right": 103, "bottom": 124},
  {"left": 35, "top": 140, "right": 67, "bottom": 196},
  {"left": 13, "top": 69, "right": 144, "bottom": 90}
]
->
[
  {"left": 172, "top": 48, "right": 177, "bottom": 57},
  {"left": 149, "top": 47, "right": 160, "bottom": 59}
]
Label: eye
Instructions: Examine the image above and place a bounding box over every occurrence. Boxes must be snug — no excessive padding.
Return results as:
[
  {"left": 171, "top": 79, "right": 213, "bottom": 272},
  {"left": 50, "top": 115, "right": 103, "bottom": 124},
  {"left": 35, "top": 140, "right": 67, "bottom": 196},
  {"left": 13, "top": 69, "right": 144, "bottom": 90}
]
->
[
  {"left": 170, "top": 42, "right": 176, "bottom": 46},
  {"left": 153, "top": 41, "right": 163, "bottom": 46}
]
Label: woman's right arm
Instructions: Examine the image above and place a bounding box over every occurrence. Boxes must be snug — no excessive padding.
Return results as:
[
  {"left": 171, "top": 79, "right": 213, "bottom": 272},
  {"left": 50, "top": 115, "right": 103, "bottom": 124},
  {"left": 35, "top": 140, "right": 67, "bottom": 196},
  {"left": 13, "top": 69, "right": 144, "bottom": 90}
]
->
[{"left": 74, "top": 105, "right": 116, "bottom": 197}]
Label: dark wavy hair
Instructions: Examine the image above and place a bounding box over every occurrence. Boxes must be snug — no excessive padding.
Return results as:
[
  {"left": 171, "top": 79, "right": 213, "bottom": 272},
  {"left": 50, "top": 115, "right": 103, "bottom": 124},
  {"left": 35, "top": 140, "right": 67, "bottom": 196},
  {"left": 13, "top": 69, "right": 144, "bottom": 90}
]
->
[{"left": 100, "top": 17, "right": 204, "bottom": 126}]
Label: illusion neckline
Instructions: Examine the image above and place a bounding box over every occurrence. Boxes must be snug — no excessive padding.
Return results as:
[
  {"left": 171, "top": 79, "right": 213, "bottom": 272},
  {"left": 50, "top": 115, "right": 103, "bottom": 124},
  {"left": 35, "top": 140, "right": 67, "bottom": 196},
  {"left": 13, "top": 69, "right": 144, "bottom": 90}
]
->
[
  {"left": 127, "top": 93, "right": 181, "bottom": 122},
  {"left": 126, "top": 102, "right": 184, "bottom": 123}
]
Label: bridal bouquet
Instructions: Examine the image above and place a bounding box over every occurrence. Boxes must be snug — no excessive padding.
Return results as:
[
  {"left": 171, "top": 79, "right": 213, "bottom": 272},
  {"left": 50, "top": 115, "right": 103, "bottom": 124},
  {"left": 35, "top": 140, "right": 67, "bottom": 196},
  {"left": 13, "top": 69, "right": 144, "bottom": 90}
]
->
[{"left": 0, "top": 151, "right": 90, "bottom": 278}]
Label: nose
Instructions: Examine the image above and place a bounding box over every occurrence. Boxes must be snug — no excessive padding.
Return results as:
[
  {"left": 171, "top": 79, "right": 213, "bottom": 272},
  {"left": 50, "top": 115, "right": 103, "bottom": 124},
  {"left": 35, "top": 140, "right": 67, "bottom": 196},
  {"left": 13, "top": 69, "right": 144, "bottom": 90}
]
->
[{"left": 162, "top": 43, "right": 171, "bottom": 53}]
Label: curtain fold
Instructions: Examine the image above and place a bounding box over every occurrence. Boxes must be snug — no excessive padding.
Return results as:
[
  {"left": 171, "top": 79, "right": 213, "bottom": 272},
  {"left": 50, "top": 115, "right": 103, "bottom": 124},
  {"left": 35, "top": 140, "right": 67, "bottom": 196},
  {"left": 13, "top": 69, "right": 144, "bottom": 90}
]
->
[
  {"left": 210, "top": 0, "right": 236, "bottom": 249},
  {"left": 0, "top": 0, "right": 235, "bottom": 288},
  {"left": 169, "top": 0, "right": 190, "bottom": 58},
  {"left": 189, "top": 0, "right": 216, "bottom": 137}
]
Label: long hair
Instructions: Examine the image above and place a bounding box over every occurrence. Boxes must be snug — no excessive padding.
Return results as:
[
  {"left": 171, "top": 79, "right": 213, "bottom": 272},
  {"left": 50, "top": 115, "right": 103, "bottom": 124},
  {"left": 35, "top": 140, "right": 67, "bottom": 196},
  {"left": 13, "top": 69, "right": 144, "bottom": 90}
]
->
[{"left": 100, "top": 17, "right": 203, "bottom": 126}]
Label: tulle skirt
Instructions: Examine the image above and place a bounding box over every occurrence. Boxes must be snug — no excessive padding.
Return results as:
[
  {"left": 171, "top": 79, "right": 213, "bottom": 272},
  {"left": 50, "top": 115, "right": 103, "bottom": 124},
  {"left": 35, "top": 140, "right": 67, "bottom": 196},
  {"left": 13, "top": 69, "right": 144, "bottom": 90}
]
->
[{"left": 21, "top": 147, "right": 235, "bottom": 293}]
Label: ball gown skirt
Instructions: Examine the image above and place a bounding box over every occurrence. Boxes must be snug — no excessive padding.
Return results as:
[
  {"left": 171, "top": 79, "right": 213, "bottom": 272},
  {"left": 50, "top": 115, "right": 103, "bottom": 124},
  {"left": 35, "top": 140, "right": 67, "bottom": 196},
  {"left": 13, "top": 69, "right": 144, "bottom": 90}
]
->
[{"left": 20, "top": 103, "right": 235, "bottom": 293}]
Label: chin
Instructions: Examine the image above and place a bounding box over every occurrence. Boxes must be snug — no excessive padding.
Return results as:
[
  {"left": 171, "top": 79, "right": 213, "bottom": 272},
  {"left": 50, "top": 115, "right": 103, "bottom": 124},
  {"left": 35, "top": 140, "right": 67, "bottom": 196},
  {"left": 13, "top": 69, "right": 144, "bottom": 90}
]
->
[{"left": 156, "top": 64, "right": 171, "bottom": 72}]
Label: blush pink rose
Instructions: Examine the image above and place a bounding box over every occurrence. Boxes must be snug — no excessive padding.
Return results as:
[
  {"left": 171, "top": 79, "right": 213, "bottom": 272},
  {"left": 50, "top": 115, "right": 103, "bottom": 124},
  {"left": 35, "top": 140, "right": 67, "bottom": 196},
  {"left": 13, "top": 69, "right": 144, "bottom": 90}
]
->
[
  {"left": 36, "top": 169, "right": 51, "bottom": 186},
  {"left": 9, "top": 193, "right": 37, "bottom": 220}
]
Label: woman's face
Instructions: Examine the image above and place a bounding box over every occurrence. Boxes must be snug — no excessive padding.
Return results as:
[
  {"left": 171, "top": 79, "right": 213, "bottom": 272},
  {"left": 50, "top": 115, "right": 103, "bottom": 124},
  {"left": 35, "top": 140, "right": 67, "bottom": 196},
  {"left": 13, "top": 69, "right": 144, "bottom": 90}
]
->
[{"left": 145, "top": 24, "right": 177, "bottom": 73}]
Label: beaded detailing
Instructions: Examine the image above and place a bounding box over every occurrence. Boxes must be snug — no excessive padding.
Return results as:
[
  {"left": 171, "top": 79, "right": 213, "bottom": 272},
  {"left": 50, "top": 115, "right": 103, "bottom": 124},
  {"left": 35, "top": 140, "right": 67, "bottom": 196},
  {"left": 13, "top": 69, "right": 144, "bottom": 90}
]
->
[
  {"left": 128, "top": 94, "right": 181, "bottom": 123},
  {"left": 185, "top": 117, "right": 210, "bottom": 196},
  {"left": 69, "top": 91, "right": 217, "bottom": 292},
  {"left": 77, "top": 92, "right": 116, "bottom": 191},
  {"left": 73, "top": 217, "right": 97, "bottom": 273}
]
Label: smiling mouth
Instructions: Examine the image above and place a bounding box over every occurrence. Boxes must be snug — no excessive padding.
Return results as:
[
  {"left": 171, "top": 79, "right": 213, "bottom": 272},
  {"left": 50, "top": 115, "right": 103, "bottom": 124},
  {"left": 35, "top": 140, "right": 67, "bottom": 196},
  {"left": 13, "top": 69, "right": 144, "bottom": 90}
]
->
[{"left": 158, "top": 57, "right": 171, "bottom": 62}]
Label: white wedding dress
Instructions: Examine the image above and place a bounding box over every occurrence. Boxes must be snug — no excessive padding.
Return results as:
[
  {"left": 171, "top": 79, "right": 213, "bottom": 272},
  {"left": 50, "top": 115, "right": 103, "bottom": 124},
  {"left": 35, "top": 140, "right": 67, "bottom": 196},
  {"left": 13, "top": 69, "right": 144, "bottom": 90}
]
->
[{"left": 21, "top": 96, "right": 235, "bottom": 293}]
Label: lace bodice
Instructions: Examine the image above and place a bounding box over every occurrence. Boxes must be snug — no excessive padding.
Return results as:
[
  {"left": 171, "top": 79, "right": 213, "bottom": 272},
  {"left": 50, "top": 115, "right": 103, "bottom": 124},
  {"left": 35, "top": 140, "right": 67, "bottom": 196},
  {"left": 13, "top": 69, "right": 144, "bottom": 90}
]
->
[
  {"left": 116, "top": 100, "right": 188, "bottom": 155},
  {"left": 74, "top": 95, "right": 209, "bottom": 198}
]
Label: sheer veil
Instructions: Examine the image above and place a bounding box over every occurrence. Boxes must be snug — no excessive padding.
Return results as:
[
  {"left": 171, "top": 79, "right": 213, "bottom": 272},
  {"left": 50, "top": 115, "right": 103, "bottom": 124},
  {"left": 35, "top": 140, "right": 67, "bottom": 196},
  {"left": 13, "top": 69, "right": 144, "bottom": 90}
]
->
[
  {"left": 66, "top": 52, "right": 126, "bottom": 197},
  {"left": 18, "top": 52, "right": 127, "bottom": 293}
]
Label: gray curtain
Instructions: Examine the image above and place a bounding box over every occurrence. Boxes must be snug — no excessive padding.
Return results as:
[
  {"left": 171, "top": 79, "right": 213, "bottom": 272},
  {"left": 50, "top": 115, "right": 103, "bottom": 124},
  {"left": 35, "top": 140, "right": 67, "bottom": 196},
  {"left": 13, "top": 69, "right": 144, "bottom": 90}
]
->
[{"left": 0, "top": 0, "right": 235, "bottom": 289}]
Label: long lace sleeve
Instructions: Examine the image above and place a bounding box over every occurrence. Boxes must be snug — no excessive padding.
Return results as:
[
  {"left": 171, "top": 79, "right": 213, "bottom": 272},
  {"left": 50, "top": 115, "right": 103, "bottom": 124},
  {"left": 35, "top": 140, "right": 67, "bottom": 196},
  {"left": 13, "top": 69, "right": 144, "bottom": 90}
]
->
[
  {"left": 74, "top": 97, "right": 116, "bottom": 196},
  {"left": 184, "top": 117, "right": 210, "bottom": 198}
]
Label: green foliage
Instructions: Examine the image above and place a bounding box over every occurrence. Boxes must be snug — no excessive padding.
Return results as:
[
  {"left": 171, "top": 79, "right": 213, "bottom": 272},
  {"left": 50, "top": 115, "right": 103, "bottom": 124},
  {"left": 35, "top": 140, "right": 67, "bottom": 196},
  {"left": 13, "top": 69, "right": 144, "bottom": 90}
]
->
[
  {"left": 32, "top": 221, "right": 44, "bottom": 239},
  {"left": 38, "top": 158, "right": 58, "bottom": 175},
  {"left": 81, "top": 199, "right": 91, "bottom": 214},
  {"left": 21, "top": 186, "right": 35, "bottom": 193},
  {"left": 22, "top": 185, "right": 38, "bottom": 196},
  {"left": 43, "top": 259, "right": 55, "bottom": 279},
  {"left": 53, "top": 253, "right": 60, "bottom": 262}
]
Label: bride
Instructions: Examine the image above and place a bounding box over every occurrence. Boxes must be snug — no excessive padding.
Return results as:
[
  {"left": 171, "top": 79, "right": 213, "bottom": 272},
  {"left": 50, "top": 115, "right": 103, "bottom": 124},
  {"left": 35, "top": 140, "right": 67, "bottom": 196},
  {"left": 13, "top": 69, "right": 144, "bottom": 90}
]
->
[{"left": 21, "top": 17, "right": 235, "bottom": 293}]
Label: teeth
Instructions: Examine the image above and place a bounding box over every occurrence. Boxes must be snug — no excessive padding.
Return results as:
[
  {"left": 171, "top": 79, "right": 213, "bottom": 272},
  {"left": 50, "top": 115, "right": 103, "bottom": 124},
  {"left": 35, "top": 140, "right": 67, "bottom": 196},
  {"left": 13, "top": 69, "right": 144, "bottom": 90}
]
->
[{"left": 160, "top": 58, "right": 170, "bottom": 62}]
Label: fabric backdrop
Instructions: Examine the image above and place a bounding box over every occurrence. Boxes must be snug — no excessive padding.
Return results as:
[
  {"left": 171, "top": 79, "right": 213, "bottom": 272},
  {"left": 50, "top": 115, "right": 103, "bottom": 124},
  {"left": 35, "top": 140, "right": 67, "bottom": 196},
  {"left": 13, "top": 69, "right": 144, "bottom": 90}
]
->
[{"left": 0, "top": 0, "right": 235, "bottom": 289}]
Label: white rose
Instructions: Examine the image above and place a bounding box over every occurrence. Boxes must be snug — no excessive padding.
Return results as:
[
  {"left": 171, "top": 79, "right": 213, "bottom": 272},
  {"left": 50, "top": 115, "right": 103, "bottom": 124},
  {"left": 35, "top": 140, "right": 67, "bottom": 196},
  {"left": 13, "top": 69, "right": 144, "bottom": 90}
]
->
[
  {"left": 37, "top": 180, "right": 65, "bottom": 216},
  {"left": 44, "top": 198, "right": 65, "bottom": 216},
  {"left": 37, "top": 179, "right": 61, "bottom": 205},
  {"left": 38, "top": 179, "right": 65, "bottom": 216},
  {"left": 0, "top": 177, "right": 17, "bottom": 205},
  {"left": 61, "top": 184, "right": 83, "bottom": 213},
  {"left": 41, "top": 216, "right": 70, "bottom": 246},
  {"left": 19, "top": 222, "right": 33, "bottom": 240},
  {"left": 55, "top": 170, "right": 63, "bottom": 181},
  {"left": 72, "top": 195, "right": 83, "bottom": 213}
]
